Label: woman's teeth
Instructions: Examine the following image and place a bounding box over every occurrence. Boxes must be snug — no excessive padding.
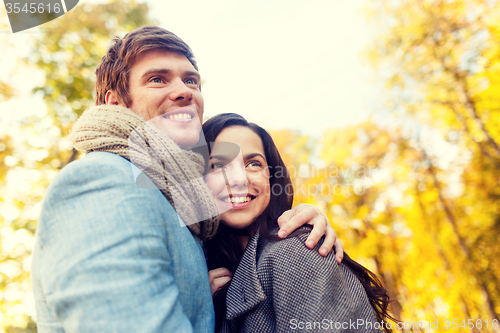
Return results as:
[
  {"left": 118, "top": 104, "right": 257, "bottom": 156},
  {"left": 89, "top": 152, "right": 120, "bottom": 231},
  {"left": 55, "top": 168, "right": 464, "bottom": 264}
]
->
[
  {"left": 167, "top": 113, "right": 192, "bottom": 120},
  {"left": 223, "top": 196, "right": 252, "bottom": 203}
]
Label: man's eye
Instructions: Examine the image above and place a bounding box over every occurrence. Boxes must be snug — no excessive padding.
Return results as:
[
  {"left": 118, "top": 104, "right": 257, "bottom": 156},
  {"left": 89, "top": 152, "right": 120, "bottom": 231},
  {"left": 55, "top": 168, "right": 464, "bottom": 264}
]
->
[
  {"left": 185, "top": 78, "right": 197, "bottom": 85},
  {"left": 151, "top": 77, "right": 163, "bottom": 83}
]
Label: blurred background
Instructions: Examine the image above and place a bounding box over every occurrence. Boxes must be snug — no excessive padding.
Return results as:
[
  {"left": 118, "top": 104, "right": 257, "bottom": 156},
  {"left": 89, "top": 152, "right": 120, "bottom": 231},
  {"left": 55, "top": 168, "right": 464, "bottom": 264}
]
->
[{"left": 0, "top": 0, "right": 499, "bottom": 331}]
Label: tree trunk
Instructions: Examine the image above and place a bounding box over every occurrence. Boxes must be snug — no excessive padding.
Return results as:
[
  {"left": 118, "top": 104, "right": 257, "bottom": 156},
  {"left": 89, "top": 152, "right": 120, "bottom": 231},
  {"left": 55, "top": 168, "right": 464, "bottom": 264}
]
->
[{"left": 420, "top": 147, "right": 500, "bottom": 323}]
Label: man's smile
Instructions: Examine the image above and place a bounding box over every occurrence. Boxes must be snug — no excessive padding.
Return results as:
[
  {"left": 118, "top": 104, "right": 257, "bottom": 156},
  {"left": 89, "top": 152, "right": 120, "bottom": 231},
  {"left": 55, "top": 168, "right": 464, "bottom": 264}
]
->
[{"left": 162, "top": 104, "right": 197, "bottom": 122}]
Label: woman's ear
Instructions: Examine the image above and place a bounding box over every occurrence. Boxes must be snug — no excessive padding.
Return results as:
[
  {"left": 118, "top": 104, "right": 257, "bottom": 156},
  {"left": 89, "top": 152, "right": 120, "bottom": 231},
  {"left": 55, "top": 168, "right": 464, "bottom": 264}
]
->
[{"left": 105, "top": 90, "right": 120, "bottom": 105}]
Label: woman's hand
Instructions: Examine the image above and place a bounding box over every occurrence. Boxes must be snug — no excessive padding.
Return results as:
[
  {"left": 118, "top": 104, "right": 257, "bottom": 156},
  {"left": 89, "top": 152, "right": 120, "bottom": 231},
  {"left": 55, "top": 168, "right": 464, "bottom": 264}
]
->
[
  {"left": 208, "top": 267, "right": 233, "bottom": 296},
  {"left": 277, "top": 204, "right": 344, "bottom": 263}
]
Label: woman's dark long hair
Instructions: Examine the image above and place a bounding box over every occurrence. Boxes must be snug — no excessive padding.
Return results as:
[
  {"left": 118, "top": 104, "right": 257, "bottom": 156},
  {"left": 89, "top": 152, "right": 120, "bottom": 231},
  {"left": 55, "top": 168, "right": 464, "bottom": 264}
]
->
[{"left": 202, "top": 113, "right": 396, "bottom": 331}]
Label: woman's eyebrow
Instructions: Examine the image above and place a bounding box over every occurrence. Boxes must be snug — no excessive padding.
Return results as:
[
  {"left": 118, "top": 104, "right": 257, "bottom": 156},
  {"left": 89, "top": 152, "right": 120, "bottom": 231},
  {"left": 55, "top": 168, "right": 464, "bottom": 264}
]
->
[
  {"left": 209, "top": 154, "right": 231, "bottom": 161},
  {"left": 209, "top": 152, "right": 265, "bottom": 161},
  {"left": 244, "top": 153, "right": 266, "bottom": 161}
]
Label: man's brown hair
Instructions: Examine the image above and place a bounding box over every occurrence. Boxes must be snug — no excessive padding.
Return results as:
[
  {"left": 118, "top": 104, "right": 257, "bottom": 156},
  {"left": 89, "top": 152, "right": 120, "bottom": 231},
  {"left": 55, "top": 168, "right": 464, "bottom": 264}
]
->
[{"left": 95, "top": 26, "right": 198, "bottom": 107}]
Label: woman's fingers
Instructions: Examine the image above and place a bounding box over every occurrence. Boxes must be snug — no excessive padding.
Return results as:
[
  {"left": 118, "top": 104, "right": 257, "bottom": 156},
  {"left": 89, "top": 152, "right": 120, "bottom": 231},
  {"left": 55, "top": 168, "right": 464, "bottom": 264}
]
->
[
  {"left": 278, "top": 204, "right": 344, "bottom": 260},
  {"left": 333, "top": 238, "right": 344, "bottom": 264},
  {"left": 277, "top": 205, "right": 316, "bottom": 238},
  {"left": 306, "top": 220, "right": 344, "bottom": 259},
  {"left": 208, "top": 267, "right": 232, "bottom": 295},
  {"left": 276, "top": 209, "right": 295, "bottom": 237},
  {"left": 315, "top": 223, "right": 337, "bottom": 257},
  {"left": 303, "top": 214, "right": 327, "bottom": 249}
]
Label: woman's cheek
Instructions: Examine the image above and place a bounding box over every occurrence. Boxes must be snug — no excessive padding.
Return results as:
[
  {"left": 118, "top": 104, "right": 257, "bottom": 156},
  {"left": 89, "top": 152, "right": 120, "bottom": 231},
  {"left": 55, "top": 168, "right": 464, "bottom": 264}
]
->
[{"left": 205, "top": 172, "right": 223, "bottom": 193}]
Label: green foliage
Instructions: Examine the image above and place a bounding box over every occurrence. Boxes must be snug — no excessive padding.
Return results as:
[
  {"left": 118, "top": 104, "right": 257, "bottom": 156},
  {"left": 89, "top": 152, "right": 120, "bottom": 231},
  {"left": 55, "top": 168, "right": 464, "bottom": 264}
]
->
[
  {"left": 32, "top": 0, "right": 155, "bottom": 123},
  {"left": 0, "top": 1, "right": 155, "bottom": 331}
]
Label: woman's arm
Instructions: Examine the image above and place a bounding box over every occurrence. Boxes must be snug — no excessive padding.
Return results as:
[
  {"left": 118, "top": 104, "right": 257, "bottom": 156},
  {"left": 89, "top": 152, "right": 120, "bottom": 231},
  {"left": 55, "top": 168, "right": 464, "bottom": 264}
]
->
[
  {"left": 277, "top": 204, "right": 344, "bottom": 262},
  {"left": 263, "top": 232, "right": 381, "bottom": 333}
]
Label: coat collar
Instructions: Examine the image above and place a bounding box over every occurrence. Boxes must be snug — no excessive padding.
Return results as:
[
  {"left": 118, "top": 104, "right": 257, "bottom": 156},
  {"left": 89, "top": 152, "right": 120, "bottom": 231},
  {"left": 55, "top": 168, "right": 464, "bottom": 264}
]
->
[{"left": 225, "top": 230, "right": 266, "bottom": 320}]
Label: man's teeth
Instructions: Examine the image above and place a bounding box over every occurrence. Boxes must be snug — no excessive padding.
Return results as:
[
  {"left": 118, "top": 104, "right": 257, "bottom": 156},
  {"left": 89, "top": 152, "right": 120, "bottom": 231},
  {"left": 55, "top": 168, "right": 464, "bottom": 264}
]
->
[
  {"left": 223, "top": 196, "right": 252, "bottom": 203},
  {"left": 167, "top": 113, "right": 192, "bottom": 120}
]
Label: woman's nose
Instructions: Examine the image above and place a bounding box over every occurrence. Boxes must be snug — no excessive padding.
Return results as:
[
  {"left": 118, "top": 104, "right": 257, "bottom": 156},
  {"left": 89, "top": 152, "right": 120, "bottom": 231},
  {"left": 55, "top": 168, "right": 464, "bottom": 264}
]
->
[{"left": 225, "top": 164, "right": 248, "bottom": 188}]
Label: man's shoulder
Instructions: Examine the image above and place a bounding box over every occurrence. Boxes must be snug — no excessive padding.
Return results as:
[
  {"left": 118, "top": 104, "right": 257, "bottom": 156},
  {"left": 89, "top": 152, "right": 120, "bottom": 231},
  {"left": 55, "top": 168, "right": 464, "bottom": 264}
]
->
[
  {"left": 59, "top": 151, "right": 132, "bottom": 179},
  {"left": 50, "top": 151, "right": 151, "bottom": 189},
  {"left": 38, "top": 151, "right": 174, "bottom": 238},
  {"left": 44, "top": 151, "right": 160, "bottom": 207},
  {"left": 76, "top": 150, "right": 129, "bottom": 165}
]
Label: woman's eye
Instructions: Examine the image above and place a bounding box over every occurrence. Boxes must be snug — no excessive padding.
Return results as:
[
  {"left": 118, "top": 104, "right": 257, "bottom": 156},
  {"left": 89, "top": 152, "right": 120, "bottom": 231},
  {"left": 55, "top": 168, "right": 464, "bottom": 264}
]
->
[{"left": 247, "top": 161, "right": 262, "bottom": 168}]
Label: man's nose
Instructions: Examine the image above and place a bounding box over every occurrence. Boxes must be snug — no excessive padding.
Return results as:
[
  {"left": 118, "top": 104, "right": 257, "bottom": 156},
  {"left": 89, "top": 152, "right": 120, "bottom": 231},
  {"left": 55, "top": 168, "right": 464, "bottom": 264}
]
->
[{"left": 169, "top": 78, "right": 193, "bottom": 101}]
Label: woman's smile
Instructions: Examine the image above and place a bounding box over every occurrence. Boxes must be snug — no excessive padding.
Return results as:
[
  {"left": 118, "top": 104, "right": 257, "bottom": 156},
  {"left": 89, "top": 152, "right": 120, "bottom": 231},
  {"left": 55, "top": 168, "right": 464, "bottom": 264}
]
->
[
  {"left": 218, "top": 194, "right": 256, "bottom": 209},
  {"left": 204, "top": 126, "right": 271, "bottom": 230}
]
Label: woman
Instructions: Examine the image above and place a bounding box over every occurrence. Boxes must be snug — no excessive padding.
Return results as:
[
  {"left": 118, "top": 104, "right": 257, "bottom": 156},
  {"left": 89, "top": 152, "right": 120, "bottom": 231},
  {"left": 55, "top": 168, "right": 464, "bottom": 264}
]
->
[{"left": 203, "top": 113, "right": 395, "bottom": 333}]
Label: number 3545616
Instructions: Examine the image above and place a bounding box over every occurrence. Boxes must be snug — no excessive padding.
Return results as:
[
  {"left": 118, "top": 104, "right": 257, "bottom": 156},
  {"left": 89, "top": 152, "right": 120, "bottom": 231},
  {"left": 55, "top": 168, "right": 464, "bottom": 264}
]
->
[
  {"left": 5, "top": 2, "right": 61, "bottom": 14},
  {"left": 444, "top": 319, "right": 499, "bottom": 329}
]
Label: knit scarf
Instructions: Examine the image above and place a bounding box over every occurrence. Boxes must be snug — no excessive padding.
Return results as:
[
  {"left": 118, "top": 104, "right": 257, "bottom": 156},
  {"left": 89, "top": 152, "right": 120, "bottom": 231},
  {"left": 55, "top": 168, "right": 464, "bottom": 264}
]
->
[{"left": 69, "top": 104, "right": 219, "bottom": 240}]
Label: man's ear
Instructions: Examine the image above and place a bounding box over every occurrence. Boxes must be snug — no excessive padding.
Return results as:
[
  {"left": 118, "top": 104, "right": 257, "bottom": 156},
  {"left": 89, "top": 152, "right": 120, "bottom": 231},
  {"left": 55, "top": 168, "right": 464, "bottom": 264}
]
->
[{"left": 105, "top": 90, "right": 120, "bottom": 105}]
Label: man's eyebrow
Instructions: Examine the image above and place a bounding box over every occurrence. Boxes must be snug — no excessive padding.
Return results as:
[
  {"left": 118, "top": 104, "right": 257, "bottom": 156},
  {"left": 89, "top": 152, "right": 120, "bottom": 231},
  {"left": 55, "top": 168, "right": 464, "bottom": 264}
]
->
[
  {"left": 140, "top": 68, "right": 201, "bottom": 79},
  {"left": 141, "top": 68, "right": 171, "bottom": 79},
  {"left": 184, "top": 70, "right": 201, "bottom": 79}
]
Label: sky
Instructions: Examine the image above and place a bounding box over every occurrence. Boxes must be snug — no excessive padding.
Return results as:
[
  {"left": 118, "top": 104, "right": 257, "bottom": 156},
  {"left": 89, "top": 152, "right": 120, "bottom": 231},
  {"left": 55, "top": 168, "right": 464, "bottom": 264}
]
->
[
  {"left": 0, "top": 0, "right": 381, "bottom": 137},
  {"left": 145, "top": 0, "right": 380, "bottom": 134}
]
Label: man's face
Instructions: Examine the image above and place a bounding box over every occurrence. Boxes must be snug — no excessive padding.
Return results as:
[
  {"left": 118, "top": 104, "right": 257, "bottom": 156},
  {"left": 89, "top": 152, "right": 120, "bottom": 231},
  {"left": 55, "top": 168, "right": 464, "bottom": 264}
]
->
[{"left": 127, "top": 50, "right": 204, "bottom": 148}]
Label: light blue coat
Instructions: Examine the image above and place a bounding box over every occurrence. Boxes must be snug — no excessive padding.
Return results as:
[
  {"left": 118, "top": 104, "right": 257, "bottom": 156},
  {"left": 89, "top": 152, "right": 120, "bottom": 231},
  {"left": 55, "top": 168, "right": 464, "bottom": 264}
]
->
[{"left": 31, "top": 152, "right": 215, "bottom": 332}]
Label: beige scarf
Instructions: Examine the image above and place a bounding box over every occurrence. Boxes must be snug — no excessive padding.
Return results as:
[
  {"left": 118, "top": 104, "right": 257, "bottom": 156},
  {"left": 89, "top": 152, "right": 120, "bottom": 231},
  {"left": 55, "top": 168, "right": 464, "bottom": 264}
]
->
[{"left": 69, "top": 104, "right": 219, "bottom": 240}]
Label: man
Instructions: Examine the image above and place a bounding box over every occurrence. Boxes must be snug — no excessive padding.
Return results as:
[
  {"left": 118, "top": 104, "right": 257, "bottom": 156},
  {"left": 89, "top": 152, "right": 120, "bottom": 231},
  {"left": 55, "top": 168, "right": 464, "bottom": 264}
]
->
[{"left": 31, "top": 26, "right": 342, "bottom": 332}]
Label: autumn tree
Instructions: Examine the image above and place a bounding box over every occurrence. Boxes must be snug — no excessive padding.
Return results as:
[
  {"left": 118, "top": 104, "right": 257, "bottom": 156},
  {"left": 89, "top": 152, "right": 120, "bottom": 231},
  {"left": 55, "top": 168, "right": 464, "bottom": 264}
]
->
[{"left": 362, "top": 0, "right": 500, "bottom": 329}]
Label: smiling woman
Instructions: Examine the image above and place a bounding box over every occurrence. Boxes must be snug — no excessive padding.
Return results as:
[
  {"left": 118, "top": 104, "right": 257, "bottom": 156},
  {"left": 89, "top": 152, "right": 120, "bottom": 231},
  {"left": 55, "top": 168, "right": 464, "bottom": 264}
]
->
[
  {"left": 202, "top": 113, "right": 396, "bottom": 333},
  {"left": 205, "top": 126, "right": 271, "bottom": 231}
]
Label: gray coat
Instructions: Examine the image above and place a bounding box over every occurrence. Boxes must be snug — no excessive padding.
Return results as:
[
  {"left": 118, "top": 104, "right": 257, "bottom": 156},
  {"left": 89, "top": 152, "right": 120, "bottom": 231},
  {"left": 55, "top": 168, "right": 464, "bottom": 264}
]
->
[{"left": 220, "top": 227, "right": 383, "bottom": 333}]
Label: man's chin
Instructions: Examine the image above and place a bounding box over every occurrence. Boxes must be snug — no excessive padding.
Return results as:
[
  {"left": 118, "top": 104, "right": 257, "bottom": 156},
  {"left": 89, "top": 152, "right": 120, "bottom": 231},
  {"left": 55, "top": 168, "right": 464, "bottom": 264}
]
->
[
  {"left": 168, "top": 130, "right": 202, "bottom": 149},
  {"left": 149, "top": 118, "right": 202, "bottom": 149}
]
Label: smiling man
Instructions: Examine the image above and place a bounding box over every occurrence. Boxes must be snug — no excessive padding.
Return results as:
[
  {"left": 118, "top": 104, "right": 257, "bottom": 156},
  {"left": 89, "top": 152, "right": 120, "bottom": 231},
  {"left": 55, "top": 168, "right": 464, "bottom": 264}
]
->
[
  {"left": 31, "top": 26, "right": 342, "bottom": 332},
  {"left": 107, "top": 49, "right": 204, "bottom": 148}
]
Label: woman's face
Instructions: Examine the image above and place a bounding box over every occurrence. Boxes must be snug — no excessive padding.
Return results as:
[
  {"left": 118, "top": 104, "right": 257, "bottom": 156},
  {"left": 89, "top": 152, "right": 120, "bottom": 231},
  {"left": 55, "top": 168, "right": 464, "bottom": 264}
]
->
[{"left": 205, "top": 125, "right": 271, "bottom": 229}]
